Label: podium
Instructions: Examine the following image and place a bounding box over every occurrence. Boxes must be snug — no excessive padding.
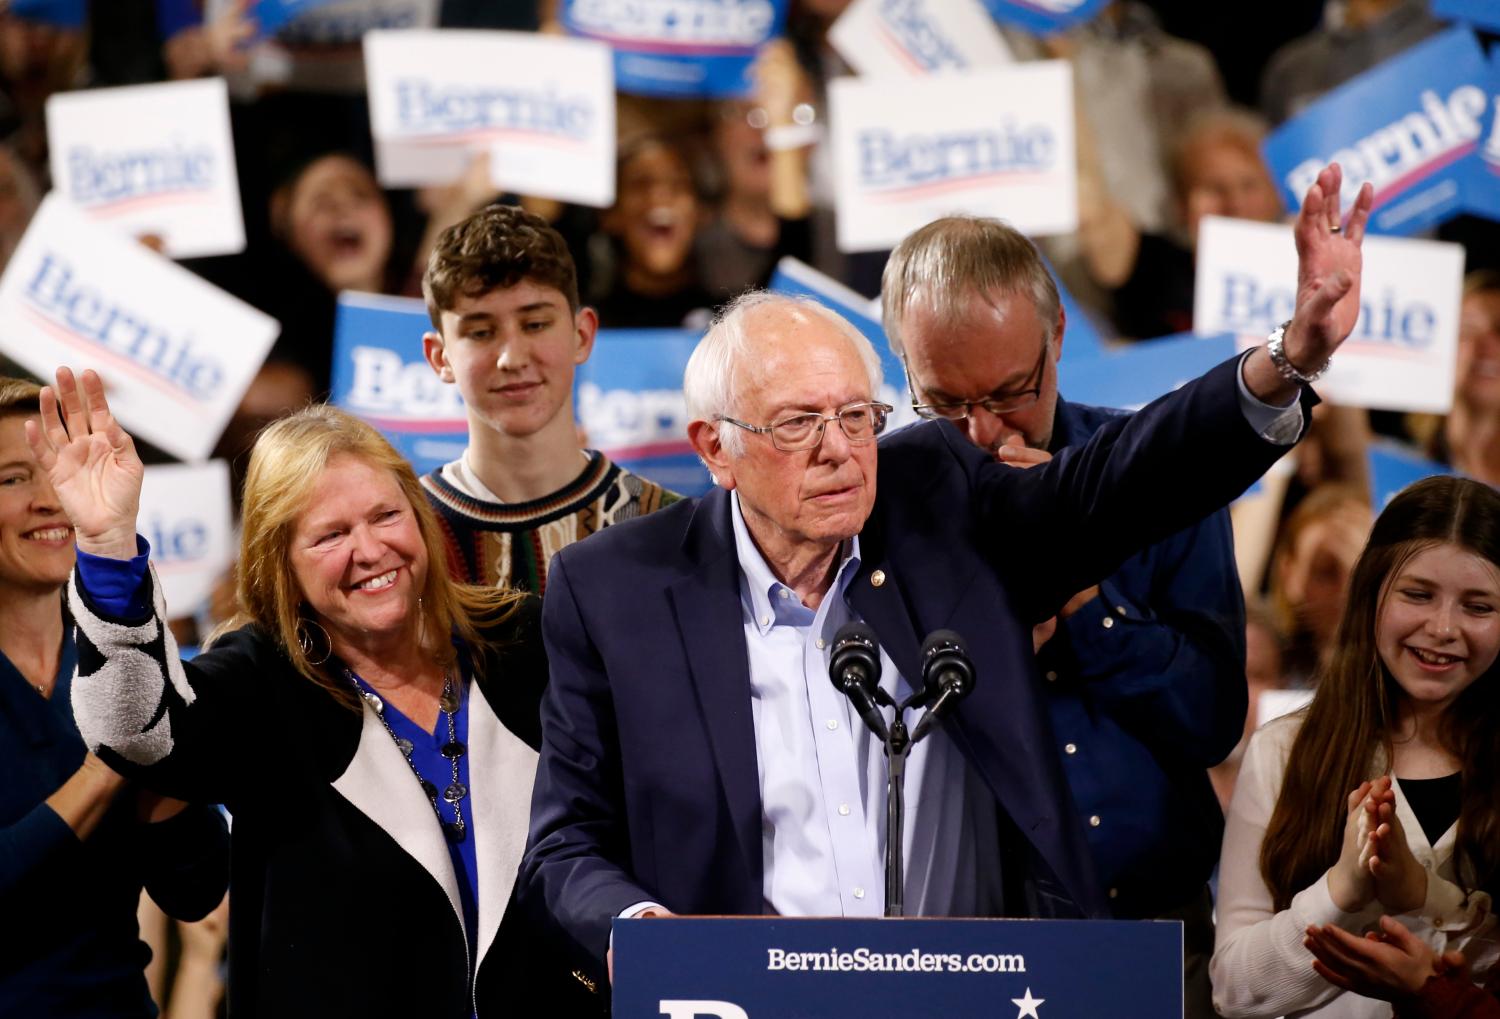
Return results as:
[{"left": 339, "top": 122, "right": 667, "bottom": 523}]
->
[{"left": 612, "top": 916, "right": 1184, "bottom": 1018}]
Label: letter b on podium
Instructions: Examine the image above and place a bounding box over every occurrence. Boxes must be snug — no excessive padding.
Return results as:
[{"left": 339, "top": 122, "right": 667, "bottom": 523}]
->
[{"left": 660, "top": 1002, "right": 749, "bottom": 1019}]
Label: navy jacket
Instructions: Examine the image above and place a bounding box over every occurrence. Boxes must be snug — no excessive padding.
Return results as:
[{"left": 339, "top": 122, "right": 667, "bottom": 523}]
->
[
  {"left": 522, "top": 355, "right": 1306, "bottom": 992},
  {"left": 1041, "top": 397, "right": 1246, "bottom": 918}
]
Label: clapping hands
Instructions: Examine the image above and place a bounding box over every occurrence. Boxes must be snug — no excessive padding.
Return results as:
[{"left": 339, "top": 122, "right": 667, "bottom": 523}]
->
[{"left": 1327, "top": 776, "right": 1428, "bottom": 914}]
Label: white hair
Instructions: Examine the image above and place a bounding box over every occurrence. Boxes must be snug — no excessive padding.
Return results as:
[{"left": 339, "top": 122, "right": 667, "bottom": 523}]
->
[{"left": 684, "top": 290, "right": 884, "bottom": 459}]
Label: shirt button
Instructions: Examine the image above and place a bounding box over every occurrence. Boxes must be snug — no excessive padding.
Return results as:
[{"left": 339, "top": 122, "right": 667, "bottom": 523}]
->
[
  {"left": 778, "top": 589, "right": 790, "bottom": 599},
  {"left": 1089, "top": 815, "right": 1102, "bottom": 827},
  {"left": 1064, "top": 743, "right": 1077, "bottom": 755},
  {"left": 1101, "top": 617, "right": 1115, "bottom": 630},
  {"left": 1108, "top": 887, "right": 1119, "bottom": 899},
  {"left": 1045, "top": 670, "right": 1058, "bottom": 682},
  {"left": 839, "top": 804, "right": 850, "bottom": 816},
  {"left": 826, "top": 719, "right": 839, "bottom": 731},
  {"left": 1116, "top": 605, "right": 1128, "bottom": 615},
  {"left": 853, "top": 887, "right": 866, "bottom": 899},
  {"left": 816, "top": 638, "right": 825, "bottom": 650},
  {"left": 760, "top": 615, "right": 770, "bottom": 627}
]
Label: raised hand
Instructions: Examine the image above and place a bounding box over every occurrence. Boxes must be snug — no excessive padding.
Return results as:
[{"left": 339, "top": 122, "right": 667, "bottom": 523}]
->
[
  {"left": 25, "top": 367, "right": 144, "bottom": 560},
  {"left": 1287, "top": 163, "right": 1375, "bottom": 372}
]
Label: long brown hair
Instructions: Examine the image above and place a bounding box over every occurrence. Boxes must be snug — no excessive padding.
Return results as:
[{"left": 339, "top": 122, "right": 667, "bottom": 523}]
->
[
  {"left": 1261, "top": 476, "right": 1500, "bottom": 908},
  {"left": 217, "top": 405, "right": 524, "bottom": 709}
]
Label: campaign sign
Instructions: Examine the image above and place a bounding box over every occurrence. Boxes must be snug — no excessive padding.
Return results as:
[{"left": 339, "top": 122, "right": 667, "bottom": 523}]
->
[
  {"left": 1433, "top": 0, "right": 1500, "bottom": 34},
  {"left": 613, "top": 916, "right": 1181, "bottom": 1018},
  {"left": 561, "top": 0, "right": 789, "bottom": 100},
  {"left": 0, "top": 196, "right": 278, "bottom": 462},
  {"left": 1368, "top": 439, "right": 1453, "bottom": 509},
  {"left": 9, "top": 0, "right": 86, "bottom": 27},
  {"left": 46, "top": 79, "right": 246, "bottom": 259},
  {"left": 576, "top": 330, "right": 710, "bottom": 497},
  {"left": 1194, "top": 216, "right": 1464, "bottom": 414},
  {"left": 329, "top": 292, "right": 468, "bottom": 479},
  {"left": 1058, "top": 332, "right": 1238, "bottom": 411},
  {"left": 364, "top": 29, "right": 616, "bottom": 206},
  {"left": 1262, "top": 27, "right": 1492, "bottom": 237},
  {"left": 830, "top": 62, "right": 1077, "bottom": 253},
  {"left": 139, "top": 461, "right": 234, "bottom": 619},
  {"left": 978, "top": 0, "right": 1109, "bottom": 35},
  {"left": 1464, "top": 49, "right": 1500, "bottom": 222},
  {"left": 255, "top": 0, "right": 342, "bottom": 35},
  {"left": 829, "top": 0, "right": 1013, "bottom": 78},
  {"left": 767, "top": 257, "right": 917, "bottom": 431}
]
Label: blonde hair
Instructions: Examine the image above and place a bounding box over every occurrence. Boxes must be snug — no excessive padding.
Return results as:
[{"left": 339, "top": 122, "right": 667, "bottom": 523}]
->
[
  {"left": 223, "top": 404, "right": 524, "bottom": 708},
  {"left": 0, "top": 375, "right": 41, "bottom": 417}
]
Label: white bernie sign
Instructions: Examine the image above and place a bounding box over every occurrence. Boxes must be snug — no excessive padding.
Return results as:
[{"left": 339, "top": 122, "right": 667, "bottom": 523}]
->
[
  {"left": 829, "top": 61, "right": 1076, "bottom": 253},
  {"left": 829, "top": 0, "right": 1012, "bottom": 79},
  {"left": 138, "top": 460, "right": 235, "bottom": 620},
  {"left": 364, "top": 29, "right": 616, "bottom": 206},
  {"left": 0, "top": 196, "right": 280, "bottom": 461},
  {"left": 46, "top": 78, "right": 246, "bottom": 259},
  {"left": 1193, "top": 216, "right": 1464, "bottom": 414}
]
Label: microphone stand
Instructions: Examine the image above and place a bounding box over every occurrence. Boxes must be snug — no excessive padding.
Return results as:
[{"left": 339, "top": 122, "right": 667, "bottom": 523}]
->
[{"left": 883, "top": 716, "right": 910, "bottom": 917}]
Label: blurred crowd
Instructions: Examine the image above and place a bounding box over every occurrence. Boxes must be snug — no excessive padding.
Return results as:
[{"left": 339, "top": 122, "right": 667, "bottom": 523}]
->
[{"left": 0, "top": 0, "right": 1496, "bottom": 1015}]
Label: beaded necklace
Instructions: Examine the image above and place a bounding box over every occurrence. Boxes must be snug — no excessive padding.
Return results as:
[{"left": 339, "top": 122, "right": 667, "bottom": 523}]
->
[{"left": 345, "top": 669, "right": 469, "bottom": 843}]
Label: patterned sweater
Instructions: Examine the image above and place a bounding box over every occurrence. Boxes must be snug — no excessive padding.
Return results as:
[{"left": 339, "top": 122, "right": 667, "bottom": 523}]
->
[{"left": 421, "top": 451, "right": 680, "bottom": 595}]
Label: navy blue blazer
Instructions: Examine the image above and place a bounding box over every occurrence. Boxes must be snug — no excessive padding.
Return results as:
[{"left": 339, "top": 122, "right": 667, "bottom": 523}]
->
[{"left": 522, "top": 355, "right": 1307, "bottom": 986}]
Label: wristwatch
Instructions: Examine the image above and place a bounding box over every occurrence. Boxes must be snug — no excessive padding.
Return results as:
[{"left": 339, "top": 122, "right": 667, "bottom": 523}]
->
[{"left": 1266, "top": 321, "right": 1330, "bottom": 384}]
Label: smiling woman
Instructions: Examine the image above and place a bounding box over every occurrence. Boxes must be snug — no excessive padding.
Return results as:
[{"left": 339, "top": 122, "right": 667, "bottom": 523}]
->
[
  {"left": 26, "top": 367, "right": 584, "bottom": 1018},
  {"left": 1212, "top": 475, "right": 1500, "bottom": 1019},
  {"left": 0, "top": 375, "right": 229, "bottom": 1017}
]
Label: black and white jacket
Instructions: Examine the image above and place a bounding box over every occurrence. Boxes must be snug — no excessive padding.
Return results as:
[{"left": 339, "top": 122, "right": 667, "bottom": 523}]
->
[{"left": 68, "top": 567, "right": 597, "bottom": 1017}]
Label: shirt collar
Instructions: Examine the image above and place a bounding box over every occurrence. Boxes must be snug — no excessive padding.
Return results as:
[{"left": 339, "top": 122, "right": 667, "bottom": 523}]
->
[{"left": 729, "top": 491, "right": 862, "bottom": 635}]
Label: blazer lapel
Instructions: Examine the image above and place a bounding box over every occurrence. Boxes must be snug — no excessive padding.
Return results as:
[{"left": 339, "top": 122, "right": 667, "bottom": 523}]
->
[
  {"left": 467, "top": 682, "right": 538, "bottom": 973},
  {"left": 665, "top": 490, "right": 763, "bottom": 890},
  {"left": 331, "top": 701, "right": 466, "bottom": 939}
]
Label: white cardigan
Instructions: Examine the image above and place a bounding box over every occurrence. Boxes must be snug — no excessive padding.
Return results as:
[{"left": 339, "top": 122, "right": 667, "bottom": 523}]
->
[{"left": 1211, "top": 713, "right": 1500, "bottom": 1018}]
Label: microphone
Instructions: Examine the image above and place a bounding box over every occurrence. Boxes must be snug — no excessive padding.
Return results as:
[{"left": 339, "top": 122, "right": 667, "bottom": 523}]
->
[
  {"left": 828, "top": 621, "right": 889, "bottom": 742},
  {"left": 910, "top": 630, "right": 975, "bottom": 744}
]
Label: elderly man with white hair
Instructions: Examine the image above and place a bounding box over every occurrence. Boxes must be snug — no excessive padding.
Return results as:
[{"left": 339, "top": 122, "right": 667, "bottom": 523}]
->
[{"left": 521, "top": 166, "right": 1373, "bottom": 1001}]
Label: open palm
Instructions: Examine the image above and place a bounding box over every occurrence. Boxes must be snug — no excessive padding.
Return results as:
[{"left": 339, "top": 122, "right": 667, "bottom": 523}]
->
[
  {"left": 26, "top": 367, "right": 144, "bottom": 559},
  {"left": 1293, "top": 163, "right": 1374, "bottom": 363}
]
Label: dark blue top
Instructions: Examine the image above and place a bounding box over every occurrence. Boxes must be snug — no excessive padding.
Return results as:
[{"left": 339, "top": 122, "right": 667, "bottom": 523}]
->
[
  {"left": 0, "top": 600, "right": 229, "bottom": 1017},
  {"left": 1038, "top": 398, "right": 1247, "bottom": 919}
]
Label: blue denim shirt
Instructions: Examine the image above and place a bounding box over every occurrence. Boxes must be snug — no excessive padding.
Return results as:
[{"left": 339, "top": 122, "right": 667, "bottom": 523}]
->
[{"left": 1038, "top": 398, "right": 1247, "bottom": 919}]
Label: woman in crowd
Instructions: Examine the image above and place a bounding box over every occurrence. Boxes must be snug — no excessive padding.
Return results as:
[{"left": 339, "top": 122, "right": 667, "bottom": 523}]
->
[
  {"left": 0, "top": 376, "right": 229, "bottom": 1016},
  {"left": 29, "top": 367, "right": 578, "bottom": 1017},
  {"left": 1405, "top": 272, "right": 1500, "bottom": 486},
  {"left": 1212, "top": 475, "right": 1500, "bottom": 1018}
]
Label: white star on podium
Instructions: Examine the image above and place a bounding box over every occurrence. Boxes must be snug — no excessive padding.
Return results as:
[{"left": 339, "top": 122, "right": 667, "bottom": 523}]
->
[{"left": 1012, "top": 987, "right": 1045, "bottom": 1018}]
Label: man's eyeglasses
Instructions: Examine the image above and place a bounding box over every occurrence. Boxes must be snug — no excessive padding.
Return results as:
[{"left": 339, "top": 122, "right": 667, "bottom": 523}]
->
[
  {"left": 908, "top": 341, "right": 1051, "bottom": 422},
  {"left": 717, "top": 401, "right": 894, "bottom": 452}
]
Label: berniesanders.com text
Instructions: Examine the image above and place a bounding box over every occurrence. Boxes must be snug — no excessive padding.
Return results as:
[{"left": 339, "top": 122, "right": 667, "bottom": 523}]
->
[{"left": 766, "top": 947, "right": 1025, "bottom": 974}]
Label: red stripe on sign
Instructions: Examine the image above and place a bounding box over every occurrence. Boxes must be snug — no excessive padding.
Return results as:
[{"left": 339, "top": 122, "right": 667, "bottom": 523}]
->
[
  {"left": 397, "top": 126, "right": 589, "bottom": 149},
  {"left": 86, "top": 188, "right": 219, "bottom": 218},
  {"left": 597, "top": 438, "right": 695, "bottom": 461},
  {"left": 23, "top": 307, "right": 205, "bottom": 408},
  {"left": 1370, "top": 141, "right": 1478, "bottom": 211},
  {"left": 570, "top": 28, "right": 756, "bottom": 57},
  {"left": 866, "top": 170, "right": 1055, "bottom": 202},
  {"left": 875, "top": 23, "right": 929, "bottom": 75},
  {"left": 357, "top": 413, "right": 469, "bottom": 433}
]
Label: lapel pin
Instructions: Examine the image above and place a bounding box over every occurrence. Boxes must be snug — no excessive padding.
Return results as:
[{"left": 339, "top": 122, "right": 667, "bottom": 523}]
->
[{"left": 870, "top": 570, "right": 886, "bottom": 588}]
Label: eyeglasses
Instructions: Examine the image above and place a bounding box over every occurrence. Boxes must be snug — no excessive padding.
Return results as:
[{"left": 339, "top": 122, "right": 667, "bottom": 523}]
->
[
  {"left": 717, "top": 401, "right": 894, "bottom": 452},
  {"left": 907, "top": 341, "right": 1051, "bottom": 422}
]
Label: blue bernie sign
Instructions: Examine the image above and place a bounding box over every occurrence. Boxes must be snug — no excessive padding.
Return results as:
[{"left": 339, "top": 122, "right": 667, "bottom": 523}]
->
[
  {"left": 978, "top": 0, "right": 1108, "bottom": 36},
  {"left": 1433, "top": 0, "right": 1500, "bottom": 34},
  {"left": 1263, "top": 27, "right": 1492, "bottom": 237},
  {"left": 613, "top": 915, "right": 1182, "bottom": 1018},
  {"left": 1465, "top": 48, "right": 1500, "bottom": 223},
  {"left": 255, "top": 0, "right": 342, "bottom": 35},
  {"left": 561, "top": 0, "right": 789, "bottom": 99},
  {"left": 576, "top": 329, "right": 710, "bottom": 497},
  {"left": 329, "top": 292, "right": 469, "bottom": 479},
  {"left": 11, "top": 0, "right": 85, "bottom": 27},
  {"left": 1369, "top": 439, "right": 1453, "bottom": 509},
  {"left": 1058, "top": 332, "right": 1238, "bottom": 412}
]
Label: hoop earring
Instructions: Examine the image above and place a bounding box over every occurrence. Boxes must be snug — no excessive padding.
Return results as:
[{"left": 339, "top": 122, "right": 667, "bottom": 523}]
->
[{"left": 297, "top": 618, "right": 333, "bottom": 666}]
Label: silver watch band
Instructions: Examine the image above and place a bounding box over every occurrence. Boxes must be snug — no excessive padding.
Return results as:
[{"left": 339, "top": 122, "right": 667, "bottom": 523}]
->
[{"left": 1266, "top": 321, "right": 1330, "bottom": 384}]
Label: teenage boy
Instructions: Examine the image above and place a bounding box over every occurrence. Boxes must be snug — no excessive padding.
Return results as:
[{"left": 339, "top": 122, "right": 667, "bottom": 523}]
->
[{"left": 421, "top": 203, "right": 679, "bottom": 593}]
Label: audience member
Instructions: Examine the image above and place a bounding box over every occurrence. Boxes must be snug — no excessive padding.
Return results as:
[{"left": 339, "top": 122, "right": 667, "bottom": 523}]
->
[
  {"left": 1306, "top": 914, "right": 1498, "bottom": 1018},
  {"left": 591, "top": 135, "right": 715, "bottom": 329},
  {"left": 1405, "top": 272, "right": 1500, "bottom": 486},
  {"left": 419, "top": 203, "right": 679, "bottom": 594},
  {"left": 0, "top": 376, "right": 230, "bottom": 1017},
  {"left": 1212, "top": 475, "right": 1500, "bottom": 1018},
  {"left": 35, "top": 367, "right": 583, "bottom": 1016},
  {"left": 882, "top": 214, "right": 1247, "bottom": 1017}
]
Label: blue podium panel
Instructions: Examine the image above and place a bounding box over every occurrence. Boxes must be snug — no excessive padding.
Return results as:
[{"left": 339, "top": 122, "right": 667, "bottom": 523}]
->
[{"left": 613, "top": 917, "right": 1183, "bottom": 1019}]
